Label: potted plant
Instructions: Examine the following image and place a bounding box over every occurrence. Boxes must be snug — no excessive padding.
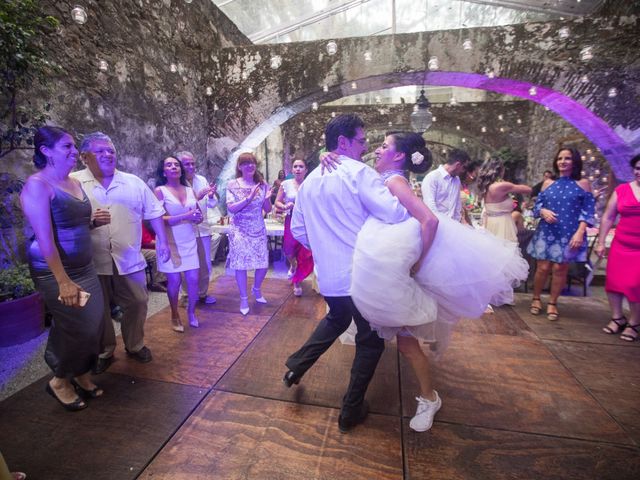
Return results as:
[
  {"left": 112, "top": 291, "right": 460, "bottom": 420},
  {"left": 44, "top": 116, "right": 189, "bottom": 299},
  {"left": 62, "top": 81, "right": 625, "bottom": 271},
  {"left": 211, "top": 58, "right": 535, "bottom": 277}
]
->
[{"left": 0, "top": 263, "right": 45, "bottom": 347}]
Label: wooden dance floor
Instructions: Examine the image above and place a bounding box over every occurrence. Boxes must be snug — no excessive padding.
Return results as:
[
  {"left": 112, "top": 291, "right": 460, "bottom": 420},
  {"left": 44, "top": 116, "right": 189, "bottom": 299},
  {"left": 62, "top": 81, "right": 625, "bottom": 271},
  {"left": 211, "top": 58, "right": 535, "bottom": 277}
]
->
[{"left": 1, "top": 276, "right": 639, "bottom": 479}]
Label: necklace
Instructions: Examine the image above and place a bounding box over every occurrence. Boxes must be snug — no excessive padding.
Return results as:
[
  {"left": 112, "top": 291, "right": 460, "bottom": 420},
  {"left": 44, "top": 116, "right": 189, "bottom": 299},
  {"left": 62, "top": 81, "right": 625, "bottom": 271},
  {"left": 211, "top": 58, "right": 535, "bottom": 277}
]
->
[{"left": 380, "top": 169, "right": 405, "bottom": 182}]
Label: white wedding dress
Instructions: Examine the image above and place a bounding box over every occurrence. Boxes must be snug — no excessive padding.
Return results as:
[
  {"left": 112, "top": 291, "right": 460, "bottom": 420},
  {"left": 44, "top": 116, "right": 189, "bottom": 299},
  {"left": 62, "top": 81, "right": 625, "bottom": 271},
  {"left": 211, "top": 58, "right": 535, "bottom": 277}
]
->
[{"left": 349, "top": 173, "right": 529, "bottom": 353}]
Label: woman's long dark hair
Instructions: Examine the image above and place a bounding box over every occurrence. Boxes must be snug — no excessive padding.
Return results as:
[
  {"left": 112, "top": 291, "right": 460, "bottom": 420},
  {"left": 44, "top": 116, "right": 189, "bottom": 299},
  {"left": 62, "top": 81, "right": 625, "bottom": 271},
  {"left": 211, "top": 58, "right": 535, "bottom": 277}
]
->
[
  {"left": 33, "top": 126, "right": 72, "bottom": 169},
  {"left": 553, "top": 147, "right": 582, "bottom": 180},
  {"left": 155, "top": 156, "right": 188, "bottom": 186},
  {"left": 386, "top": 131, "right": 432, "bottom": 174}
]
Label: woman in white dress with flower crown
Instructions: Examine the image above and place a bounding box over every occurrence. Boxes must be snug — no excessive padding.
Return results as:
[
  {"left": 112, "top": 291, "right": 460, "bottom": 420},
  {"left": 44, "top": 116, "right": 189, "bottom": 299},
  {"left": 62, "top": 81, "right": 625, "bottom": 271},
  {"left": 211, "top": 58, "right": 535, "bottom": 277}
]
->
[{"left": 350, "top": 132, "right": 529, "bottom": 432}]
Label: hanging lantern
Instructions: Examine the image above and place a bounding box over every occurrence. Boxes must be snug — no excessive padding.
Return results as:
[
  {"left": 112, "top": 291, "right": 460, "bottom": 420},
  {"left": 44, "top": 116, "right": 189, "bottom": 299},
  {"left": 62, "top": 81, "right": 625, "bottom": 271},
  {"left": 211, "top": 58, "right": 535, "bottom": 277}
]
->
[
  {"left": 364, "top": 51, "right": 372, "bottom": 61},
  {"left": 558, "top": 26, "right": 570, "bottom": 39},
  {"left": 98, "top": 59, "right": 108, "bottom": 72},
  {"left": 410, "top": 90, "right": 433, "bottom": 133},
  {"left": 481, "top": 126, "right": 487, "bottom": 133},
  {"left": 170, "top": 63, "right": 178, "bottom": 73},
  {"left": 580, "top": 46, "right": 594, "bottom": 61},
  {"left": 607, "top": 87, "right": 618, "bottom": 98},
  {"left": 462, "top": 39, "right": 473, "bottom": 50},
  {"left": 311, "top": 102, "right": 318, "bottom": 111},
  {"left": 205, "top": 87, "right": 213, "bottom": 96},
  {"left": 528, "top": 86, "right": 537, "bottom": 96},
  {"left": 71, "top": 5, "right": 88, "bottom": 24},
  {"left": 270, "top": 55, "right": 282, "bottom": 69},
  {"left": 427, "top": 56, "right": 439, "bottom": 71},
  {"left": 351, "top": 81, "right": 357, "bottom": 89},
  {"left": 322, "top": 84, "right": 329, "bottom": 93},
  {"left": 326, "top": 41, "right": 338, "bottom": 55}
]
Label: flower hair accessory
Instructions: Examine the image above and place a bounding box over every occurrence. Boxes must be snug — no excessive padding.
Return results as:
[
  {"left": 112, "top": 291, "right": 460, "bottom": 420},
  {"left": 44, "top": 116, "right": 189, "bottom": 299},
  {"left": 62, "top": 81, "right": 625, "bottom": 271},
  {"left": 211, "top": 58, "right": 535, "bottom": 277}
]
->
[{"left": 411, "top": 151, "right": 424, "bottom": 165}]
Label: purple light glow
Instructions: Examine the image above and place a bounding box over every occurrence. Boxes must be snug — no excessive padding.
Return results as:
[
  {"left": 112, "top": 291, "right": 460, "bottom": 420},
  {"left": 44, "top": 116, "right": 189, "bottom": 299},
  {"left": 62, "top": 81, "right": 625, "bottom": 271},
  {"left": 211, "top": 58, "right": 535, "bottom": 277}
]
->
[
  {"left": 238, "top": 71, "right": 634, "bottom": 181},
  {"left": 425, "top": 71, "right": 633, "bottom": 180}
]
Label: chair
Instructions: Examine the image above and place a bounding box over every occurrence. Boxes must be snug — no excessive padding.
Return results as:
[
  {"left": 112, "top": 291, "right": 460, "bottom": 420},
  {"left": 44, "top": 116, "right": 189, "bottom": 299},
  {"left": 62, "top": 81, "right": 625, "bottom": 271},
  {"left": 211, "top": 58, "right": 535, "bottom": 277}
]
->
[
  {"left": 516, "top": 229, "right": 535, "bottom": 293},
  {"left": 566, "top": 234, "right": 597, "bottom": 296}
]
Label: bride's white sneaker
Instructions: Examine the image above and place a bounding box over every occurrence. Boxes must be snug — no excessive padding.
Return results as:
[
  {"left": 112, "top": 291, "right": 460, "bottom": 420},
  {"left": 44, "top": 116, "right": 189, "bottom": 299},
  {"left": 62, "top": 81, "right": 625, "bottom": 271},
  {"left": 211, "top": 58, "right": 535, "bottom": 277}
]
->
[{"left": 409, "top": 391, "right": 441, "bottom": 432}]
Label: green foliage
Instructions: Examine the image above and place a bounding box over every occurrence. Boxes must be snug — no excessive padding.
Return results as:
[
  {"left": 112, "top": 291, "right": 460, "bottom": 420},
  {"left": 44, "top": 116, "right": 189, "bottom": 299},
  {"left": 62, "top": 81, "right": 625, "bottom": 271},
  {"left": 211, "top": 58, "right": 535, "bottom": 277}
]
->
[
  {"left": 496, "top": 146, "right": 527, "bottom": 182},
  {"left": 0, "top": 0, "right": 59, "bottom": 158},
  {"left": 0, "top": 263, "right": 35, "bottom": 302}
]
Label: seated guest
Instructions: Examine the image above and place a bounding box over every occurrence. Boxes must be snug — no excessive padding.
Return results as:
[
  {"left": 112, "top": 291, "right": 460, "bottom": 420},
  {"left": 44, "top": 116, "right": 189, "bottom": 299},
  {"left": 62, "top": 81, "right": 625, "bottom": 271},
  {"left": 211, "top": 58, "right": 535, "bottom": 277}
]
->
[
  {"left": 154, "top": 156, "right": 203, "bottom": 332},
  {"left": 21, "top": 126, "right": 103, "bottom": 411},
  {"left": 141, "top": 221, "right": 167, "bottom": 292}
]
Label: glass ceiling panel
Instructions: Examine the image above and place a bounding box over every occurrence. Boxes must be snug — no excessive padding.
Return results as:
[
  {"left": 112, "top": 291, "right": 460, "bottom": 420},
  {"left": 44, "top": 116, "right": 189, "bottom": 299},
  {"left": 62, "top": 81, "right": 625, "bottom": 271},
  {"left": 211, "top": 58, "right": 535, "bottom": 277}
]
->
[{"left": 212, "top": 0, "right": 564, "bottom": 44}]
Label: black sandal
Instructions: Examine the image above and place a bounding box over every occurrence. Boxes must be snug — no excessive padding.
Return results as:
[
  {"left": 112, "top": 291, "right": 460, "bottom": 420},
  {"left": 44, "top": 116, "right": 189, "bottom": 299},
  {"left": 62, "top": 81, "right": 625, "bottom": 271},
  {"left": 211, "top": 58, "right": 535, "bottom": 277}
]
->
[
  {"left": 530, "top": 297, "right": 542, "bottom": 315},
  {"left": 71, "top": 378, "right": 104, "bottom": 399},
  {"left": 45, "top": 382, "right": 87, "bottom": 411},
  {"left": 620, "top": 323, "right": 640, "bottom": 342},
  {"left": 602, "top": 316, "right": 627, "bottom": 335}
]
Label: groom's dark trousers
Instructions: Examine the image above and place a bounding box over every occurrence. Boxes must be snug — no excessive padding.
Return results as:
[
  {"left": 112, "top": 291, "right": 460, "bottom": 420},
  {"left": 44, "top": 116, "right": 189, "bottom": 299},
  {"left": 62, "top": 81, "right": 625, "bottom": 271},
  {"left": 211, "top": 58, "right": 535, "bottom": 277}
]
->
[{"left": 285, "top": 295, "right": 384, "bottom": 419}]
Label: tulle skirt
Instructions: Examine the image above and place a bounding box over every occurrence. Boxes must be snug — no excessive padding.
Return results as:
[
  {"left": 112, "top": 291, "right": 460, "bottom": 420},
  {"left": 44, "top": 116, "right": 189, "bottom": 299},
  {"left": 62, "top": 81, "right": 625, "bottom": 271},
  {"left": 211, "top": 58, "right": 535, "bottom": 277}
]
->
[{"left": 350, "top": 214, "right": 529, "bottom": 353}]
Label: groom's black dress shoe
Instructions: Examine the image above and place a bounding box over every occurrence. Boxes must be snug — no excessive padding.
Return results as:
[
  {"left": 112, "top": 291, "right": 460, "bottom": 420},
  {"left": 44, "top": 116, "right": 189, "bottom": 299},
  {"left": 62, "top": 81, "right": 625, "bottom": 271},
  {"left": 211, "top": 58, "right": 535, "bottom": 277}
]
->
[
  {"left": 338, "top": 401, "right": 369, "bottom": 433},
  {"left": 283, "top": 370, "right": 301, "bottom": 388}
]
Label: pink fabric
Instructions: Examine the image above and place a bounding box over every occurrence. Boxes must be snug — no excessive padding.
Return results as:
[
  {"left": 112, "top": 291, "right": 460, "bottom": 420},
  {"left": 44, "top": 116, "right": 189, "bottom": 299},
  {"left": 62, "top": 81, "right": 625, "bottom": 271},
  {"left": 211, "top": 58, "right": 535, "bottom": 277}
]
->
[{"left": 284, "top": 215, "right": 314, "bottom": 283}]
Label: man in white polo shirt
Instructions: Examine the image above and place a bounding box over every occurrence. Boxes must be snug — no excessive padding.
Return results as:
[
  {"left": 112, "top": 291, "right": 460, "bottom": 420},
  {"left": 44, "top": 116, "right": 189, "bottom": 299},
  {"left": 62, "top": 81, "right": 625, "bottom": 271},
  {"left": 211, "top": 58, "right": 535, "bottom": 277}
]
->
[
  {"left": 282, "top": 114, "right": 409, "bottom": 433},
  {"left": 176, "top": 151, "right": 218, "bottom": 305},
  {"left": 72, "top": 132, "right": 169, "bottom": 373}
]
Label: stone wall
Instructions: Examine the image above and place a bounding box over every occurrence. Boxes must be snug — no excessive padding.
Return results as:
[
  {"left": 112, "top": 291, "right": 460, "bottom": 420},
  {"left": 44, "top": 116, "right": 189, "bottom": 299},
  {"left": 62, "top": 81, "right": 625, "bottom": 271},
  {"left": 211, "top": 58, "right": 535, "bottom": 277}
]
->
[
  {"left": 0, "top": 0, "right": 248, "bottom": 264},
  {"left": 4, "top": 0, "right": 249, "bottom": 181}
]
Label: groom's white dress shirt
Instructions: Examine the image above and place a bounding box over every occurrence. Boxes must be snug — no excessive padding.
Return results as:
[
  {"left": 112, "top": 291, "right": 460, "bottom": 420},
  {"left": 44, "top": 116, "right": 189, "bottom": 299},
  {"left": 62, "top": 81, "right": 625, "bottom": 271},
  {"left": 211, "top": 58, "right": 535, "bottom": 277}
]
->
[{"left": 291, "top": 156, "right": 409, "bottom": 297}]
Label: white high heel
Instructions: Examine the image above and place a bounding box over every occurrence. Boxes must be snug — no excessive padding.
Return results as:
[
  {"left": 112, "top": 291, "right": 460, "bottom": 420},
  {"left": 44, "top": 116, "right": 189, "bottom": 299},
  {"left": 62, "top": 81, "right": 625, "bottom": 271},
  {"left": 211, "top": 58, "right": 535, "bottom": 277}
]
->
[
  {"left": 240, "top": 296, "right": 249, "bottom": 315},
  {"left": 252, "top": 287, "right": 267, "bottom": 304}
]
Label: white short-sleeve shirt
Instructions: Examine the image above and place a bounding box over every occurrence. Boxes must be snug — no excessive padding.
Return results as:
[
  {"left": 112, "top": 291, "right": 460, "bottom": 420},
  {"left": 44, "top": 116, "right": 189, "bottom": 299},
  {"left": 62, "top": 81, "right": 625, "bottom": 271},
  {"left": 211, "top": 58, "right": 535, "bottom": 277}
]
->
[{"left": 71, "top": 168, "right": 165, "bottom": 275}]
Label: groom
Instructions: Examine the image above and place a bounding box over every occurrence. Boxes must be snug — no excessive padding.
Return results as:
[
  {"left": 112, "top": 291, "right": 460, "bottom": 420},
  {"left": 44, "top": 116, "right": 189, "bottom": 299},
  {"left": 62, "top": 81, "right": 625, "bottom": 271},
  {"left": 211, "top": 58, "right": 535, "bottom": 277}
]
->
[{"left": 282, "top": 114, "right": 408, "bottom": 432}]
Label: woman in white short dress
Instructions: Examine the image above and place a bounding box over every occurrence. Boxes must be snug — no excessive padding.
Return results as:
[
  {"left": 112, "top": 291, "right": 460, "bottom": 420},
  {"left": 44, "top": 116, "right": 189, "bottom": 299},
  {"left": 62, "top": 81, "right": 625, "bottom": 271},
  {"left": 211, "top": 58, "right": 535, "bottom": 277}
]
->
[{"left": 154, "top": 156, "right": 202, "bottom": 333}]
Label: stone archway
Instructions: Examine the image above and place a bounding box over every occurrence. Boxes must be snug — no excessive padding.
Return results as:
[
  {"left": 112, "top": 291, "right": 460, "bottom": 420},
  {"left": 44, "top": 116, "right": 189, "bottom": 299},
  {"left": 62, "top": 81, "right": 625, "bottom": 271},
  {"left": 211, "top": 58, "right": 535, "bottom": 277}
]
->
[
  {"left": 209, "top": 15, "right": 639, "bottom": 182},
  {"left": 228, "top": 71, "right": 632, "bottom": 181}
]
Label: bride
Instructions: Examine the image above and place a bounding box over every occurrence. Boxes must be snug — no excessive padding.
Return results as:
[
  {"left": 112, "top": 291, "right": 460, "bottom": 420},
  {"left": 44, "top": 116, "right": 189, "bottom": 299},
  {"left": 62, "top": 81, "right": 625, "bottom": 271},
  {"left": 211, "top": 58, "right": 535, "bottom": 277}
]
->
[{"left": 344, "top": 131, "right": 528, "bottom": 432}]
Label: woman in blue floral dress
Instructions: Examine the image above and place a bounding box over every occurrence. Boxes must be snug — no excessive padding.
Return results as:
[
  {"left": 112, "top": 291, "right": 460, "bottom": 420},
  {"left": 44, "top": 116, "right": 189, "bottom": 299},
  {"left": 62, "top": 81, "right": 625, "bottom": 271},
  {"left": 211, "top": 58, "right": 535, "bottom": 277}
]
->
[{"left": 527, "top": 147, "right": 595, "bottom": 320}]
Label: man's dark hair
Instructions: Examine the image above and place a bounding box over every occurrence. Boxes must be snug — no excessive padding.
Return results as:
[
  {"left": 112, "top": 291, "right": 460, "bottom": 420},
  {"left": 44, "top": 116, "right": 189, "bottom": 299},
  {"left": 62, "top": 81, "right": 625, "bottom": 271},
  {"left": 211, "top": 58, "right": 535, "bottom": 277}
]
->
[
  {"left": 325, "top": 114, "right": 365, "bottom": 151},
  {"left": 446, "top": 148, "right": 471, "bottom": 166},
  {"left": 544, "top": 169, "right": 553, "bottom": 175}
]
